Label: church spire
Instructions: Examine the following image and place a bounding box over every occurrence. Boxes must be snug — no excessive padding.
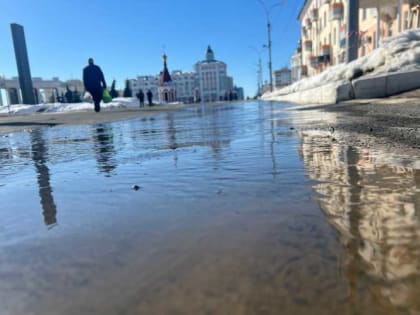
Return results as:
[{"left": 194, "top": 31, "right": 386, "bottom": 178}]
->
[{"left": 160, "top": 53, "right": 172, "bottom": 85}]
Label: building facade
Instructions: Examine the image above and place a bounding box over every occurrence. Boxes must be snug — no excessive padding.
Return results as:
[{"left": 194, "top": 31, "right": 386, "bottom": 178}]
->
[
  {"left": 0, "top": 77, "right": 82, "bottom": 106},
  {"left": 169, "top": 70, "right": 199, "bottom": 103},
  {"left": 131, "top": 75, "right": 159, "bottom": 103},
  {"left": 273, "top": 67, "right": 292, "bottom": 88},
  {"left": 298, "top": 0, "right": 420, "bottom": 77},
  {"left": 194, "top": 46, "right": 230, "bottom": 102},
  {"left": 290, "top": 45, "right": 303, "bottom": 82},
  {"left": 132, "top": 46, "right": 235, "bottom": 104},
  {"left": 132, "top": 70, "right": 199, "bottom": 104}
]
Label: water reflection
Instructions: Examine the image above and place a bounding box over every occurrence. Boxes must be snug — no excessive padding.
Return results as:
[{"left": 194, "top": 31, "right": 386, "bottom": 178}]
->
[
  {"left": 93, "top": 125, "right": 117, "bottom": 176},
  {"left": 299, "top": 131, "right": 420, "bottom": 313},
  {"left": 30, "top": 129, "right": 57, "bottom": 227}
]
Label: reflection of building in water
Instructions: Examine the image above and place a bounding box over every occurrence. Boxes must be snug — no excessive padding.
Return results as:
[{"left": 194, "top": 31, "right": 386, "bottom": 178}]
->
[
  {"left": 93, "top": 126, "right": 117, "bottom": 176},
  {"left": 30, "top": 129, "right": 57, "bottom": 226},
  {"left": 165, "top": 113, "right": 177, "bottom": 149},
  {"left": 299, "top": 131, "right": 420, "bottom": 312}
]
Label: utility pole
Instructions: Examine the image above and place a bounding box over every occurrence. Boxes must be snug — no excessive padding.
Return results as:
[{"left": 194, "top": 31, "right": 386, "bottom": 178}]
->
[
  {"left": 347, "top": 0, "right": 359, "bottom": 63},
  {"left": 257, "top": 57, "right": 263, "bottom": 96},
  {"left": 258, "top": 0, "right": 281, "bottom": 92},
  {"left": 249, "top": 46, "right": 264, "bottom": 96}
]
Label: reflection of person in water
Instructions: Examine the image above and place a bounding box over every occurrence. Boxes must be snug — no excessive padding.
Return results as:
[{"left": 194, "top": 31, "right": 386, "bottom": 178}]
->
[
  {"left": 30, "top": 129, "right": 57, "bottom": 227},
  {"left": 93, "top": 125, "right": 117, "bottom": 176}
]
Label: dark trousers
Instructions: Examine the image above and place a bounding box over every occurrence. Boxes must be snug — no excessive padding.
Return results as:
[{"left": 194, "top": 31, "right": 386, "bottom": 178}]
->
[{"left": 88, "top": 88, "right": 102, "bottom": 112}]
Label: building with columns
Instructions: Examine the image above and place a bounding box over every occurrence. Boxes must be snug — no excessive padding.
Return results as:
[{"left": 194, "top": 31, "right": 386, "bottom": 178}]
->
[
  {"left": 132, "top": 46, "right": 237, "bottom": 103},
  {"left": 297, "top": 0, "right": 420, "bottom": 77},
  {"left": 0, "top": 76, "right": 81, "bottom": 106},
  {"left": 194, "top": 45, "right": 230, "bottom": 102},
  {"left": 131, "top": 70, "right": 199, "bottom": 104}
]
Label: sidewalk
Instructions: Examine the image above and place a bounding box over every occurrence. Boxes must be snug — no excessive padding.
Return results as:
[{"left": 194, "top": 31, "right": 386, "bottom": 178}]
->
[
  {"left": 0, "top": 101, "right": 229, "bottom": 134},
  {"left": 289, "top": 91, "right": 420, "bottom": 152}
]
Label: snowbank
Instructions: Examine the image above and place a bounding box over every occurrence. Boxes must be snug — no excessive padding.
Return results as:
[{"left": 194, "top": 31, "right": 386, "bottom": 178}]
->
[
  {"left": 0, "top": 97, "right": 183, "bottom": 115},
  {"left": 263, "top": 28, "right": 420, "bottom": 104}
]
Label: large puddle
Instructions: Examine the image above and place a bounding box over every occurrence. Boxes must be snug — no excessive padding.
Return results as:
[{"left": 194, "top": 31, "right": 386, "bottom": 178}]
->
[{"left": 0, "top": 101, "right": 419, "bottom": 315}]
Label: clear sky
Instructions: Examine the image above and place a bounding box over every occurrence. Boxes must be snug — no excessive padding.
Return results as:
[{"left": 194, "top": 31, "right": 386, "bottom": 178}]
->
[{"left": 0, "top": 0, "right": 305, "bottom": 98}]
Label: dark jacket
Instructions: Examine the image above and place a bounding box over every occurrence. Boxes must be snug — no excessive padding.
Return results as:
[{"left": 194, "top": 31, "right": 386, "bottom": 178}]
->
[
  {"left": 83, "top": 64, "right": 106, "bottom": 92},
  {"left": 136, "top": 90, "right": 144, "bottom": 101}
]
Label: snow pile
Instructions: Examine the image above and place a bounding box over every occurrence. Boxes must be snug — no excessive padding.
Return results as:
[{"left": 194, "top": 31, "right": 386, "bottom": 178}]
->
[
  {"left": 0, "top": 97, "right": 182, "bottom": 115},
  {"left": 264, "top": 28, "right": 420, "bottom": 99}
]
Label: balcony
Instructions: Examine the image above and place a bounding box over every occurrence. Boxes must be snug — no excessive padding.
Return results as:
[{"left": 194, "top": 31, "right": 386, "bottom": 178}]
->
[
  {"left": 330, "top": 2, "right": 344, "bottom": 20},
  {"left": 309, "top": 56, "right": 319, "bottom": 67},
  {"left": 321, "top": 44, "right": 331, "bottom": 56}
]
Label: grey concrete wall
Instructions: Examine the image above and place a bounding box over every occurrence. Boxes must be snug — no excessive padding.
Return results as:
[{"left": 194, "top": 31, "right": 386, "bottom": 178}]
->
[
  {"left": 262, "top": 81, "right": 354, "bottom": 105},
  {"left": 263, "top": 70, "right": 420, "bottom": 105},
  {"left": 386, "top": 70, "right": 420, "bottom": 96},
  {"left": 352, "top": 70, "right": 420, "bottom": 99}
]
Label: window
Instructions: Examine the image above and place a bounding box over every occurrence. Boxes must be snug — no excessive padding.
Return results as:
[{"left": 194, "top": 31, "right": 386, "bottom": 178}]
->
[
  {"left": 404, "top": 11, "right": 409, "bottom": 30},
  {"left": 373, "top": 31, "right": 377, "bottom": 49},
  {"left": 362, "top": 8, "right": 367, "bottom": 20},
  {"left": 387, "top": 22, "right": 393, "bottom": 37}
]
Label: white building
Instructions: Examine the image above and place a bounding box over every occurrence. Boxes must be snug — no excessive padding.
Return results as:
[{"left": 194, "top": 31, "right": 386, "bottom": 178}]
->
[
  {"left": 129, "top": 46, "right": 241, "bottom": 104},
  {"left": 290, "top": 45, "right": 303, "bottom": 83},
  {"left": 131, "top": 69, "right": 199, "bottom": 104},
  {"left": 273, "top": 67, "right": 292, "bottom": 88},
  {"left": 131, "top": 75, "right": 159, "bottom": 102},
  {"left": 194, "top": 46, "right": 230, "bottom": 102},
  {"left": 170, "top": 70, "right": 199, "bottom": 103},
  {"left": 0, "top": 76, "right": 69, "bottom": 105}
]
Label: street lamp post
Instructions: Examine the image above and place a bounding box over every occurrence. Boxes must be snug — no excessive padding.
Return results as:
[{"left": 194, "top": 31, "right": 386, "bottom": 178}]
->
[
  {"left": 249, "top": 46, "right": 263, "bottom": 97},
  {"left": 258, "top": 0, "right": 281, "bottom": 93}
]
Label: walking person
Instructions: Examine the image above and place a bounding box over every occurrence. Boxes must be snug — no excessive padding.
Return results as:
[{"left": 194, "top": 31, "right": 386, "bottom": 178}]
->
[
  {"left": 136, "top": 89, "right": 145, "bottom": 107},
  {"left": 146, "top": 89, "right": 153, "bottom": 106},
  {"left": 83, "top": 58, "right": 107, "bottom": 112}
]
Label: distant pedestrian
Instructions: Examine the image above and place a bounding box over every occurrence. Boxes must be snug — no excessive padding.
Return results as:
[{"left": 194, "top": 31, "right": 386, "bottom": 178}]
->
[
  {"left": 147, "top": 89, "right": 153, "bottom": 106},
  {"left": 83, "top": 58, "right": 107, "bottom": 112},
  {"left": 136, "top": 89, "right": 145, "bottom": 107},
  {"left": 64, "top": 85, "right": 73, "bottom": 103}
]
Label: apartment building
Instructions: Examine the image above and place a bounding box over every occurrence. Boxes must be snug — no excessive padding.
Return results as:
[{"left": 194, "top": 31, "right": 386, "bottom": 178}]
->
[
  {"left": 273, "top": 67, "right": 292, "bottom": 88},
  {"left": 298, "top": 0, "right": 420, "bottom": 77}
]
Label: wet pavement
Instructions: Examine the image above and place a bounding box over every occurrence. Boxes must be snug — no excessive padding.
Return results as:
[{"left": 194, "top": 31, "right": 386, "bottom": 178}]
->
[{"left": 0, "top": 101, "right": 420, "bottom": 315}]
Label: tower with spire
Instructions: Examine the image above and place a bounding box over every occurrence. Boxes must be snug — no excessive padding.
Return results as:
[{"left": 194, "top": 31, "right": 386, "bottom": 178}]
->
[
  {"left": 205, "top": 45, "right": 215, "bottom": 62},
  {"left": 158, "top": 54, "right": 176, "bottom": 103},
  {"left": 194, "top": 45, "right": 230, "bottom": 102}
]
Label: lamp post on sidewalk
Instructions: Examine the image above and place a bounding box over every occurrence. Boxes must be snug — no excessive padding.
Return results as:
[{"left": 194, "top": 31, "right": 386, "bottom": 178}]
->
[
  {"left": 258, "top": 0, "right": 281, "bottom": 92},
  {"left": 249, "top": 46, "right": 263, "bottom": 97}
]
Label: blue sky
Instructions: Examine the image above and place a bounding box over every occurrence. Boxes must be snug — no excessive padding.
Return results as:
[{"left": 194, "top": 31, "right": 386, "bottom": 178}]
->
[{"left": 0, "top": 0, "right": 304, "bottom": 98}]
